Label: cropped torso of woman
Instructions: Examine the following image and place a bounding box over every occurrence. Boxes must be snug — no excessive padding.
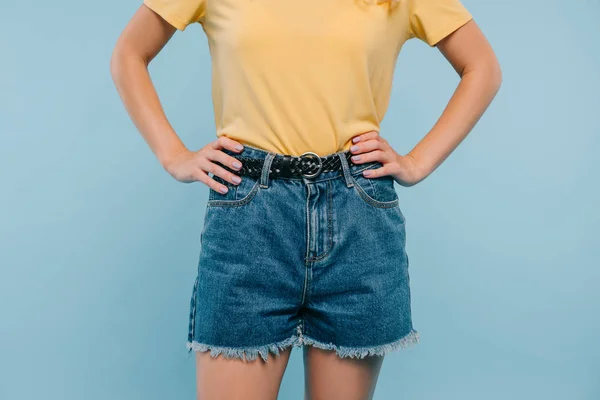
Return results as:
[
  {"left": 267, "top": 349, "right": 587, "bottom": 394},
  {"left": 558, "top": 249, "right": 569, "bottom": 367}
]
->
[{"left": 110, "top": 1, "right": 501, "bottom": 398}]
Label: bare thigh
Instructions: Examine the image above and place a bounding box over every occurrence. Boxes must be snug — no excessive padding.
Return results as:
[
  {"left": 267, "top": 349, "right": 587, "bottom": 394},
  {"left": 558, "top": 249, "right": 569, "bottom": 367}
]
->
[
  {"left": 303, "top": 347, "right": 385, "bottom": 400},
  {"left": 195, "top": 348, "right": 293, "bottom": 400}
]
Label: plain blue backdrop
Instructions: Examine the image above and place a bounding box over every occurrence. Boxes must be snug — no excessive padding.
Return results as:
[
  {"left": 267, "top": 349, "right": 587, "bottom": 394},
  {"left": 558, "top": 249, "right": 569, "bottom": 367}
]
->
[{"left": 1, "top": 0, "right": 599, "bottom": 399}]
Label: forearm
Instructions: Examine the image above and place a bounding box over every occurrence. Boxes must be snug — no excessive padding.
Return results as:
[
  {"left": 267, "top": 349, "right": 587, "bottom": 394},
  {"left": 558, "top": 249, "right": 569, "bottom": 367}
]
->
[
  {"left": 110, "top": 50, "right": 187, "bottom": 168},
  {"left": 407, "top": 61, "right": 502, "bottom": 180}
]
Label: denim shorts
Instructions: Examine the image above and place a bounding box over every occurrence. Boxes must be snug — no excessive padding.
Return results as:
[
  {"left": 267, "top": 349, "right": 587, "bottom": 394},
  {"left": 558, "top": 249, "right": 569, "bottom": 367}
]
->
[{"left": 186, "top": 143, "right": 419, "bottom": 361}]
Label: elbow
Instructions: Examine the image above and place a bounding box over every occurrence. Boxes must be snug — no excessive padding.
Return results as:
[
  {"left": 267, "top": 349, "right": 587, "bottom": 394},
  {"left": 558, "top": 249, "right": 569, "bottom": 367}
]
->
[
  {"left": 489, "top": 59, "right": 503, "bottom": 93},
  {"left": 483, "top": 51, "right": 503, "bottom": 94},
  {"left": 110, "top": 45, "right": 125, "bottom": 85},
  {"left": 464, "top": 57, "right": 503, "bottom": 95},
  {"left": 461, "top": 45, "right": 503, "bottom": 94},
  {"left": 109, "top": 40, "right": 147, "bottom": 85}
]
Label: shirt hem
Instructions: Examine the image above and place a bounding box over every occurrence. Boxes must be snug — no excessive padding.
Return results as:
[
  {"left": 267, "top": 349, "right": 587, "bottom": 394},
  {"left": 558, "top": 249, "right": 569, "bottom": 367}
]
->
[
  {"left": 143, "top": 0, "right": 189, "bottom": 31},
  {"left": 427, "top": 14, "right": 474, "bottom": 47}
]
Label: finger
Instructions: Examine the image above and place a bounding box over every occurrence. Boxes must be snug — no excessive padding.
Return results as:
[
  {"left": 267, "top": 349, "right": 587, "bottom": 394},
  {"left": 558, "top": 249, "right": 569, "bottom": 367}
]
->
[
  {"left": 204, "top": 147, "right": 244, "bottom": 173},
  {"left": 350, "top": 149, "right": 389, "bottom": 164},
  {"left": 350, "top": 138, "right": 383, "bottom": 155},
  {"left": 362, "top": 165, "right": 391, "bottom": 179},
  {"left": 351, "top": 130, "right": 379, "bottom": 144},
  {"left": 211, "top": 135, "right": 245, "bottom": 153},
  {"left": 198, "top": 157, "right": 242, "bottom": 186},
  {"left": 194, "top": 170, "right": 229, "bottom": 194}
]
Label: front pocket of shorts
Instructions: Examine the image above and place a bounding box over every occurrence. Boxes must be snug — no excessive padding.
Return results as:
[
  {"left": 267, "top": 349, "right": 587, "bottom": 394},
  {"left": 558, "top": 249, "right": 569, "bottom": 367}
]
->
[
  {"left": 350, "top": 166, "right": 400, "bottom": 209},
  {"left": 207, "top": 174, "right": 261, "bottom": 207}
]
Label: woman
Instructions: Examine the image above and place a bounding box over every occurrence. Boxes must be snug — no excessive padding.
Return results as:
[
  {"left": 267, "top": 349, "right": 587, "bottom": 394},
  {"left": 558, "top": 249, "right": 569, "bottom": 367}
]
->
[{"left": 110, "top": 0, "right": 501, "bottom": 398}]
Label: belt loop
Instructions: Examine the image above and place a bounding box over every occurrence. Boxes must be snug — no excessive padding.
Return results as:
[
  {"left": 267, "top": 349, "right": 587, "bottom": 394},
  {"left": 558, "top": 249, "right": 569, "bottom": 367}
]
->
[
  {"left": 301, "top": 175, "right": 311, "bottom": 187},
  {"left": 337, "top": 151, "right": 354, "bottom": 188},
  {"left": 260, "top": 152, "right": 276, "bottom": 189}
]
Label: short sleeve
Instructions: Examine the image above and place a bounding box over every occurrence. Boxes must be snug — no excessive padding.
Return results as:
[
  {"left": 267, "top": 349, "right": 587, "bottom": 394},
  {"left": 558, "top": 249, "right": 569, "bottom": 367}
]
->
[
  {"left": 143, "top": 0, "right": 206, "bottom": 31},
  {"left": 408, "top": 0, "right": 473, "bottom": 47}
]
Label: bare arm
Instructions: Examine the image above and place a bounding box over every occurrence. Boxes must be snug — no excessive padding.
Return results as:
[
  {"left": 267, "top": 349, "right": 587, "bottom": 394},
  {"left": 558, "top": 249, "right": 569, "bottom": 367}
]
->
[
  {"left": 110, "top": 5, "right": 244, "bottom": 193},
  {"left": 350, "top": 19, "right": 502, "bottom": 186},
  {"left": 407, "top": 19, "right": 502, "bottom": 180},
  {"left": 110, "top": 5, "right": 183, "bottom": 166}
]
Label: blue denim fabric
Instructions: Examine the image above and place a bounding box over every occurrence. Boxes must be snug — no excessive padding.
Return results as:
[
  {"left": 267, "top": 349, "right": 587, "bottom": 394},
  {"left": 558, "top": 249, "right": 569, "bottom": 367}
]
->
[{"left": 187, "top": 143, "right": 419, "bottom": 361}]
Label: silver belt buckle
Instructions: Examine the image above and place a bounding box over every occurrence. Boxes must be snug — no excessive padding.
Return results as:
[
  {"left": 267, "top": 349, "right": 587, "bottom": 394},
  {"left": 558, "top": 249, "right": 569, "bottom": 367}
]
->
[{"left": 299, "top": 151, "right": 323, "bottom": 178}]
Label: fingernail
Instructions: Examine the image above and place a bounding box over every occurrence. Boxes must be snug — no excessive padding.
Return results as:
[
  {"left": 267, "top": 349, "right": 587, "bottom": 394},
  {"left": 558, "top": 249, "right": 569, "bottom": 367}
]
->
[
  {"left": 233, "top": 161, "right": 242, "bottom": 169},
  {"left": 352, "top": 155, "right": 361, "bottom": 161},
  {"left": 352, "top": 137, "right": 361, "bottom": 143},
  {"left": 220, "top": 186, "right": 228, "bottom": 193},
  {"left": 350, "top": 145, "right": 359, "bottom": 152},
  {"left": 363, "top": 170, "right": 371, "bottom": 177},
  {"left": 235, "top": 145, "right": 244, "bottom": 151},
  {"left": 232, "top": 176, "right": 241, "bottom": 184}
]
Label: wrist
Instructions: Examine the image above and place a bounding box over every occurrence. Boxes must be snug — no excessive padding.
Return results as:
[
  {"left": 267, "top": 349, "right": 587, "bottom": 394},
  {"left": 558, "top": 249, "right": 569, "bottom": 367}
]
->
[
  {"left": 158, "top": 145, "right": 189, "bottom": 170},
  {"left": 403, "top": 152, "right": 430, "bottom": 185}
]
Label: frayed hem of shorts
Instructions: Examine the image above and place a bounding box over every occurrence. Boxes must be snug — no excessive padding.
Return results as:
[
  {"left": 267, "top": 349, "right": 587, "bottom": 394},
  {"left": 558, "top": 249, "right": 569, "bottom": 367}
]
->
[
  {"left": 186, "top": 334, "right": 299, "bottom": 362},
  {"left": 300, "top": 329, "right": 420, "bottom": 359},
  {"left": 186, "top": 329, "right": 419, "bottom": 362}
]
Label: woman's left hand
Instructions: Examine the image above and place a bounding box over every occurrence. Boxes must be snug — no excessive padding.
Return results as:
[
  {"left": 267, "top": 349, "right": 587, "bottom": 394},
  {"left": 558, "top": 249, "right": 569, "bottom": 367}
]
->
[{"left": 349, "top": 131, "right": 424, "bottom": 187}]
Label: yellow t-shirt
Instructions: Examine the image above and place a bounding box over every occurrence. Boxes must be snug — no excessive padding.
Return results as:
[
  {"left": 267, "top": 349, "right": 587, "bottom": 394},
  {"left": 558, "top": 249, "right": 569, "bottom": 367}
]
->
[{"left": 143, "top": 0, "right": 473, "bottom": 156}]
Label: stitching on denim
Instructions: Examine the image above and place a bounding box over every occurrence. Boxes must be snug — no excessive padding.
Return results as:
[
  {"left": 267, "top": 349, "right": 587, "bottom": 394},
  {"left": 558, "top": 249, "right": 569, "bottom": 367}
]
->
[
  {"left": 207, "top": 179, "right": 261, "bottom": 207},
  {"left": 300, "top": 262, "right": 310, "bottom": 306},
  {"left": 366, "top": 175, "right": 377, "bottom": 198},
  {"left": 187, "top": 276, "right": 199, "bottom": 349},
  {"left": 306, "top": 249, "right": 332, "bottom": 262},
  {"left": 303, "top": 180, "right": 311, "bottom": 266},
  {"left": 326, "top": 179, "right": 333, "bottom": 256},
  {"left": 297, "top": 320, "right": 305, "bottom": 345},
  {"left": 350, "top": 173, "right": 399, "bottom": 209},
  {"left": 301, "top": 182, "right": 311, "bottom": 305},
  {"left": 260, "top": 153, "right": 276, "bottom": 189},
  {"left": 305, "top": 180, "right": 334, "bottom": 262}
]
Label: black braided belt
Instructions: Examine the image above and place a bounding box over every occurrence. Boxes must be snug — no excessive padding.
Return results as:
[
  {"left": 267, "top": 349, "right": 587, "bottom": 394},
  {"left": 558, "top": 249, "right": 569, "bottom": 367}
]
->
[{"left": 219, "top": 150, "right": 356, "bottom": 179}]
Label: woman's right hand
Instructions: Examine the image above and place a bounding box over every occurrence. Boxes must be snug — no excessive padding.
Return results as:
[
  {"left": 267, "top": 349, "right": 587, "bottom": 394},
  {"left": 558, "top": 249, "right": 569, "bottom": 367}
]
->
[{"left": 163, "top": 136, "right": 245, "bottom": 194}]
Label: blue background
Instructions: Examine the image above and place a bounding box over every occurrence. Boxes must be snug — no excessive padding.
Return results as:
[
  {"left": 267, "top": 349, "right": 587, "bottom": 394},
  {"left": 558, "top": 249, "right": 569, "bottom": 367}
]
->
[{"left": 1, "top": 0, "right": 598, "bottom": 399}]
